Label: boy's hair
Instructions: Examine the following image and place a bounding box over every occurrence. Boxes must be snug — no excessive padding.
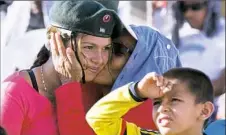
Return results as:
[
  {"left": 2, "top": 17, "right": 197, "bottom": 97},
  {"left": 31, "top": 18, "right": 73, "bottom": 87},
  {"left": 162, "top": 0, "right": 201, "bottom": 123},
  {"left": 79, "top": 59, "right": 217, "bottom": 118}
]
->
[{"left": 163, "top": 68, "right": 214, "bottom": 103}]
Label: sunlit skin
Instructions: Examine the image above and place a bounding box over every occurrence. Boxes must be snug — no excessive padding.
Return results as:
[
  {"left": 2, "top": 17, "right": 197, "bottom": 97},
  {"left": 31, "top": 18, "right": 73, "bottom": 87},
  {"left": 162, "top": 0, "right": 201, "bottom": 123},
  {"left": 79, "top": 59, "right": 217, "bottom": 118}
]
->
[
  {"left": 92, "top": 29, "right": 137, "bottom": 86},
  {"left": 152, "top": 79, "right": 205, "bottom": 135},
  {"left": 183, "top": 1, "right": 208, "bottom": 30},
  {"left": 76, "top": 35, "right": 112, "bottom": 82}
]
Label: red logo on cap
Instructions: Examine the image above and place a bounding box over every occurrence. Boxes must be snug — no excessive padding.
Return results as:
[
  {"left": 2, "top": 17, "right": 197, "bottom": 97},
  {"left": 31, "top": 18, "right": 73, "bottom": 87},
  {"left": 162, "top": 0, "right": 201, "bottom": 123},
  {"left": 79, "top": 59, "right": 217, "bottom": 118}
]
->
[{"left": 103, "top": 14, "right": 111, "bottom": 23}]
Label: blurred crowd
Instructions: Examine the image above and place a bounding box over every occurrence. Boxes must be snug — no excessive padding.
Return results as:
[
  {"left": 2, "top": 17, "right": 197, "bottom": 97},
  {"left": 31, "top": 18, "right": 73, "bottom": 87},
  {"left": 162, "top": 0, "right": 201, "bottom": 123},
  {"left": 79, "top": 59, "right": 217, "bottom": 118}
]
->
[{"left": 0, "top": 1, "right": 225, "bottom": 134}]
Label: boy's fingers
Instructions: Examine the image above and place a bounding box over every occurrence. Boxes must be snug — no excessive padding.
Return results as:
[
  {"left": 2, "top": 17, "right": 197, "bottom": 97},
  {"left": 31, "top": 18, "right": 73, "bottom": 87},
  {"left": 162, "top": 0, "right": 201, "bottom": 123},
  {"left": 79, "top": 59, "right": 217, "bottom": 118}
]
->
[
  {"left": 156, "top": 75, "right": 164, "bottom": 87},
  {"left": 50, "top": 33, "right": 59, "bottom": 56},
  {"left": 55, "top": 33, "right": 67, "bottom": 57},
  {"left": 162, "top": 81, "right": 174, "bottom": 93},
  {"left": 145, "top": 72, "right": 158, "bottom": 80},
  {"left": 166, "top": 82, "right": 174, "bottom": 90},
  {"left": 160, "top": 78, "right": 170, "bottom": 90}
]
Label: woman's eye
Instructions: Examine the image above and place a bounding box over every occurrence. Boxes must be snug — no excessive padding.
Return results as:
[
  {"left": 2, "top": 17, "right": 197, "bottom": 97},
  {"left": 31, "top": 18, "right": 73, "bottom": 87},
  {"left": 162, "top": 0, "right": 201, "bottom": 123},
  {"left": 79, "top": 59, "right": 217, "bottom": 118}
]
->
[
  {"left": 104, "top": 45, "right": 112, "bottom": 51},
  {"left": 83, "top": 46, "right": 93, "bottom": 50}
]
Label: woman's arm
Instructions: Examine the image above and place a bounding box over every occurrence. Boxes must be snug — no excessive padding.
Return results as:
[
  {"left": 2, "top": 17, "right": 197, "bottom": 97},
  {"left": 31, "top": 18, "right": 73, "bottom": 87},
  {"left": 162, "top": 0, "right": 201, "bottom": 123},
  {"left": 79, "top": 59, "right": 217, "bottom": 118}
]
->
[{"left": 1, "top": 83, "right": 25, "bottom": 135}]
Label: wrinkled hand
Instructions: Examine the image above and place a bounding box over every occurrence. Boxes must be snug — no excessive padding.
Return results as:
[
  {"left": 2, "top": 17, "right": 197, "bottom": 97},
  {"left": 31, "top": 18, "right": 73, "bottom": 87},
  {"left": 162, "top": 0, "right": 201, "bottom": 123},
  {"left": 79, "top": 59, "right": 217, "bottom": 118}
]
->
[
  {"left": 136, "top": 72, "right": 174, "bottom": 99},
  {"left": 50, "top": 32, "right": 83, "bottom": 83}
]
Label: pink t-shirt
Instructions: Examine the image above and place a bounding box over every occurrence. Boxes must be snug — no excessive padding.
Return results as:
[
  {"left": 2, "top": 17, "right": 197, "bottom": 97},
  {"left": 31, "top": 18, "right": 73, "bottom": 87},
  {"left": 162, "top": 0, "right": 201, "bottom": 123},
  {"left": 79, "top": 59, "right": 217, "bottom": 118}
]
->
[{"left": 0, "top": 72, "right": 58, "bottom": 135}]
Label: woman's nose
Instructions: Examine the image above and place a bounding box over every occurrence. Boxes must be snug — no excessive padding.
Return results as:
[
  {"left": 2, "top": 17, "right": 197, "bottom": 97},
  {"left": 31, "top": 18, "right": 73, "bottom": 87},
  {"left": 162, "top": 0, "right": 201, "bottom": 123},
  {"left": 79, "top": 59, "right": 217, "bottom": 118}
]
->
[{"left": 91, "top": 51, "right": 104, "bottom": 65}]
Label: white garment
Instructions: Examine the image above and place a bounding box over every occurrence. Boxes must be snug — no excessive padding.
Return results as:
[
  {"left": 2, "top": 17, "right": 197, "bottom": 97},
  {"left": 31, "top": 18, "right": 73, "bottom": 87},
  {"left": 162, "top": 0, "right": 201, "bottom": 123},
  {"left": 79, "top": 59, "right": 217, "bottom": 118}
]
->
[
  {"left": 215, "top": 93, "right": 225, "bottom": 119},
  {"left": 179, "top": 19, "right": 225, "bottom": 80},
  {"left": 1, "top": 29, "right": 46, "bottom": 81},
  {"left": 1, "top": 1, "right": 31, "bottom": 47}
]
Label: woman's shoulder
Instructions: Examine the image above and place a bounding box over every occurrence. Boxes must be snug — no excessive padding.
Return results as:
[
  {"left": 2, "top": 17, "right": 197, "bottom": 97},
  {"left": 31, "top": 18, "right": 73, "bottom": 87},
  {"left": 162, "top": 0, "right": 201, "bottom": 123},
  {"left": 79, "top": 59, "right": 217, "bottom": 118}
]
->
[{"left": 1, "top": 71, "right": 34, "bottom": 98}]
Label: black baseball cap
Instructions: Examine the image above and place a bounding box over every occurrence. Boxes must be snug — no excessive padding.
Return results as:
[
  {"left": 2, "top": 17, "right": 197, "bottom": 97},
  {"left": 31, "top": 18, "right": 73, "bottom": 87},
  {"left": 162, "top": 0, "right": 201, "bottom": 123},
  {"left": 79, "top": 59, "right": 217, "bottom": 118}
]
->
[{"left": 49, "top": 1, "right": 123, "bottom": 38}]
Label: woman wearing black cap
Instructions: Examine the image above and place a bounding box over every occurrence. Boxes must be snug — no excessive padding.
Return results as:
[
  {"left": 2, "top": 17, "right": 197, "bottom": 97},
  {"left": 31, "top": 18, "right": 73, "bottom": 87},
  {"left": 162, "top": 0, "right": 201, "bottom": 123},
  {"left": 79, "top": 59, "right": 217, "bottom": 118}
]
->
[{"left": 0, "top": 1, "right": 124, "bottom": 135}]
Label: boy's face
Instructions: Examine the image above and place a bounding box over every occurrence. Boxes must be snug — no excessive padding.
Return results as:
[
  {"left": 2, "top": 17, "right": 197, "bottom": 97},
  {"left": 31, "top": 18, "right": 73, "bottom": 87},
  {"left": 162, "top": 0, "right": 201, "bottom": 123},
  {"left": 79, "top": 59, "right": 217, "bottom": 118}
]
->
[{"left": 152, "top": 79, "right": 204, "bottom": 135}]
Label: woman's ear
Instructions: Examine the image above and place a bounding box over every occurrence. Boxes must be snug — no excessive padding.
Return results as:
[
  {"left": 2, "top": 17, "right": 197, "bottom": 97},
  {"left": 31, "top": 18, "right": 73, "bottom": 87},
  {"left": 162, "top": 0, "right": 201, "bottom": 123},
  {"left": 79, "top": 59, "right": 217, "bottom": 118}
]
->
[{"left": 200, "top": 101, "right": 215, "bottom": 120}]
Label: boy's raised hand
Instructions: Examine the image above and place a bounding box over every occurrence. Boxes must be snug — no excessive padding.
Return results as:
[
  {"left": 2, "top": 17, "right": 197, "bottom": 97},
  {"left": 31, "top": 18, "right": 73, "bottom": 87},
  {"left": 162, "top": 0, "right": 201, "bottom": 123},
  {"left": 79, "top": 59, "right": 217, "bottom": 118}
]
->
[{"left": 136, "top": 72, "right": 173, "bottom": 99}]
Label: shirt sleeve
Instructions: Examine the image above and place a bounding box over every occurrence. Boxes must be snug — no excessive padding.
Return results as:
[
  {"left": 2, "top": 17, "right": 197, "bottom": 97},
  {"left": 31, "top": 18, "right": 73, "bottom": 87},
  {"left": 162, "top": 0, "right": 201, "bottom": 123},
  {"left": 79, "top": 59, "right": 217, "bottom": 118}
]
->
[
  {"left": 55, "top": 82, "right": 95, "bottom": 135},
  {"left": 1, "top": 83, "right": 24, "bottom": 135},
  {"left": 86, "top": 82, "right": 160, "bottom": 135}
]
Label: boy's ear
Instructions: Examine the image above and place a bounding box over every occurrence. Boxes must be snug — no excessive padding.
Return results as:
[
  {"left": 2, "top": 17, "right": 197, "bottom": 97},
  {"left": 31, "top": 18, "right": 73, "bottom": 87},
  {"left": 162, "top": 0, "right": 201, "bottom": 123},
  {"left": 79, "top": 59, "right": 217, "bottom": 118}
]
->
[{"left": 200, "top": 101, "right": 215, "bottom": 120}]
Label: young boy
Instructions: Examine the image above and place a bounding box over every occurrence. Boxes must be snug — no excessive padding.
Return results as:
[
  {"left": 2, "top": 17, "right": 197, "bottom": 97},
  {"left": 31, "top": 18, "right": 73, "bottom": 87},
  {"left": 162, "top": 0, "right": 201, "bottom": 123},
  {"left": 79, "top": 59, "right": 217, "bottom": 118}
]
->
[{"left": 86, "top": 68, "right": 215, "bottom": 135}]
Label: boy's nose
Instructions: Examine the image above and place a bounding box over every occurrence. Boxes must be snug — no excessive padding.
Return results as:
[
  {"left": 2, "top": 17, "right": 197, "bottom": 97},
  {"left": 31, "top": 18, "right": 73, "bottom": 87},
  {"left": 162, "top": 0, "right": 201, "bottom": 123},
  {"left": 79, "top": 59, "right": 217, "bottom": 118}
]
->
[{"left": 158, "top": 105, "right": 171, "bottom": 113}]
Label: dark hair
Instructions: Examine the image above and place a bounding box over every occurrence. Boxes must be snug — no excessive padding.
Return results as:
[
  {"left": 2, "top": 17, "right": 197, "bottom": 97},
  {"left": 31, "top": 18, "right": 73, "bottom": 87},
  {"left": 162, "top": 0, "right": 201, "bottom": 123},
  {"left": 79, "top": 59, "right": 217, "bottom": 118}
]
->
[
  {"left": 163, "top": 68, "right": 214, "bottom": 103},
  {"left": 30, "top": 26, "right": 76, "bottom": 69},
  {"left": 30, "top": 26, "right": 116, "bottom": 83},
  {"left": 30, "top": 45, "right": 50, "bottom": 69},
  {"left": 0, "top": 126, "right": 7, "bottom": 135}
]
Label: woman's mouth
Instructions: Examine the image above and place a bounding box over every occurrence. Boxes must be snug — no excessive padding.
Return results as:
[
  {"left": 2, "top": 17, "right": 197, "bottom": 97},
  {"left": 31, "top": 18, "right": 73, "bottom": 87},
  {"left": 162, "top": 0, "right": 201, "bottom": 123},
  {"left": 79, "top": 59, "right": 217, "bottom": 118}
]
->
[{"left": 88, "top": 67, "right": 100, "bottom": 73}]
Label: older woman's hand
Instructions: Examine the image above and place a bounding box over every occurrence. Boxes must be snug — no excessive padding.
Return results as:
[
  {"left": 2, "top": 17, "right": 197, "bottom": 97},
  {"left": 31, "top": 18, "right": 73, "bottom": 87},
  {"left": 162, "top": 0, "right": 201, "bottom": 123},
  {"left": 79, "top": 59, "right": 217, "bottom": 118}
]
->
[{"left": 50, "top": 32, "right": 83, "bottom": 83}]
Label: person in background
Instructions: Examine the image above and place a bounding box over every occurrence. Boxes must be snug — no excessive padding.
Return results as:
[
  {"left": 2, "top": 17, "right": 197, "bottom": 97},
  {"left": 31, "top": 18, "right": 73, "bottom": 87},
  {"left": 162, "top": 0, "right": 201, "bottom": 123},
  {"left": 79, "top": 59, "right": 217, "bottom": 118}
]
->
[
  {"left": 86, "top": 68, "right": 215, "bottom": 135},
  {"left": 172, "top": 0, "right": 225, "bottom": 122},
  {"left": 26, "top": 1, "right": 45, "bottom": 31},
  {"left": 2, "top": 1, "right": 45, "bottom": 46},
  {"left": 0, "top": 0, "right": 13, "bottom": 20},
  {"left": 152, "top": 1, "right": 168, "bottom": 34}
]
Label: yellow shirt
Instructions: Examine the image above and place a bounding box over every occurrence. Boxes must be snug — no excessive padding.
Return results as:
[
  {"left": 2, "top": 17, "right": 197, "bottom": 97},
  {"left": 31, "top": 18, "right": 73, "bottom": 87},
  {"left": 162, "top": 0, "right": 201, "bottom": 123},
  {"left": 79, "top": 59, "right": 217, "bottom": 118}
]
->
[{"left": 86, "top": 83, "right": 161, "bottom": 135}]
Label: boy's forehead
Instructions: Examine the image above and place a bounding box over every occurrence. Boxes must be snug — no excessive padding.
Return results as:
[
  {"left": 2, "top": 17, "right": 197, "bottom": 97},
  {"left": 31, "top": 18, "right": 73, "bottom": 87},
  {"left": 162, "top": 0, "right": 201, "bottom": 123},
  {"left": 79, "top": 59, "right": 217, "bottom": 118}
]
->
[{"left": 164, "top": 78, "right": 191, "bottom": 96}]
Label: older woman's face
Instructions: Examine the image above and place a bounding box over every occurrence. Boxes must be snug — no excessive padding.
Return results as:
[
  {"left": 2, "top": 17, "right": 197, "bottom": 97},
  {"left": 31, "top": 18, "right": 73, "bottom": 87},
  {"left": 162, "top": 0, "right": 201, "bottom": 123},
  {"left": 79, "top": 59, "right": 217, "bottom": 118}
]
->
[
  {"left": 77, "top": 35, "right": 112, "bottom": 82},
  {"left": 91, "top": 52, "right": 130, "bottom": 86},
  {"left": 181, "top": 1, "right": 208, "bottom": 30},
  {"left": 92, "top": 33, "right": 135, "bottom": 86}
]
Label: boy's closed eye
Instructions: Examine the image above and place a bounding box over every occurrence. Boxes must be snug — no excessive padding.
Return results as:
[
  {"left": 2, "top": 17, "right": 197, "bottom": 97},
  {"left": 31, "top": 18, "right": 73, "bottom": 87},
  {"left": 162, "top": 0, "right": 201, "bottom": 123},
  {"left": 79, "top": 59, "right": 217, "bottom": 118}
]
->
[
  {"left": 153, "top": 99, "right": 162, "bottom": 106},
  {"left": 171, "top": 98, "right": 183, "bottom": 102},
  {"left": 153, "top": 97, "right": 183, "bottom": 106}
]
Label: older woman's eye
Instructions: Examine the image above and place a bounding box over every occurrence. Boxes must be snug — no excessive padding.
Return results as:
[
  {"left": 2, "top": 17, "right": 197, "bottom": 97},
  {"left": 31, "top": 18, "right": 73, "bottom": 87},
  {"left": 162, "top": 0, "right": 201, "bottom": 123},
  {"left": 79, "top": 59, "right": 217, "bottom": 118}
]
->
[{"left": 112, "top": 42, "right": 130, "bottom": 55}]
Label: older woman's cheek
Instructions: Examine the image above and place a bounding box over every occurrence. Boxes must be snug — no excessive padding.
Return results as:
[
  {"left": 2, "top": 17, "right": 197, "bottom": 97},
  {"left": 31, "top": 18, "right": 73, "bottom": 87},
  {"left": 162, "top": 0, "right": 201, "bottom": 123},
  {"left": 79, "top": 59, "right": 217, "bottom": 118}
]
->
[{"left": 111, "top": 54, "right": 129, "bottom": 70}]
